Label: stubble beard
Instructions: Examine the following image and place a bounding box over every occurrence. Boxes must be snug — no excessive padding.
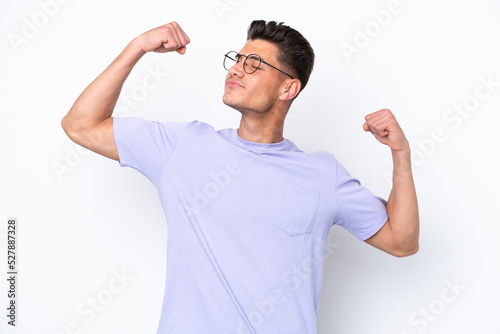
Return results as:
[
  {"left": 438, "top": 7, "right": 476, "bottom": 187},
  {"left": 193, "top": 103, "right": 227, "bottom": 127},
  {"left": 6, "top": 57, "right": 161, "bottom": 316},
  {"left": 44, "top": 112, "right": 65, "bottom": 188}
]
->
[{"left": 222, "top": 90, "right": 275, "bottom": 118}]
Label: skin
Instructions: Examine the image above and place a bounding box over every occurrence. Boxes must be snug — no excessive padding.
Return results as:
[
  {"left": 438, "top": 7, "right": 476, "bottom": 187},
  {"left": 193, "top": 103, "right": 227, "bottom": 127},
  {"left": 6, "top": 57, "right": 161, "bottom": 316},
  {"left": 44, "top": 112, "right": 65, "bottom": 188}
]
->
[
  {"left": 222, "top": 39, "right": 301, "bottom": 144},
  {"left": 61, "top": 22, "right": 190, "bottom": 161},
  {"left": 61, "top": 21, "right": 419, "bottom": 257},
  {"left": 362, "top": 110, "right": 419, "bottom": 257}
]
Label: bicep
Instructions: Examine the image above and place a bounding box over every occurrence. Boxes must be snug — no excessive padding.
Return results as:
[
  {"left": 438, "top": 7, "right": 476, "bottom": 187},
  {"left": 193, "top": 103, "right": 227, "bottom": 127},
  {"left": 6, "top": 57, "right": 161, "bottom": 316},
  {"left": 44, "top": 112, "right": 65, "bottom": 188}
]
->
[
  {"left": 364, "top": 218, "right": 407, "bottom": 257},
  {"left": 62, "top": 117, "right": 119, "bottom": 161}
]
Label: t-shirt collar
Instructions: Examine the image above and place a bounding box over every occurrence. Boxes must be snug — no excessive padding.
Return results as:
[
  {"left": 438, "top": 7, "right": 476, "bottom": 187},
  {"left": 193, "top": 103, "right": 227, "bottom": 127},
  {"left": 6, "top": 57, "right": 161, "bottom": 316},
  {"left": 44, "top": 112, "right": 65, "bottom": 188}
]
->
[{"left": 230, "top": 128, "right": 298, "bottom": 152}]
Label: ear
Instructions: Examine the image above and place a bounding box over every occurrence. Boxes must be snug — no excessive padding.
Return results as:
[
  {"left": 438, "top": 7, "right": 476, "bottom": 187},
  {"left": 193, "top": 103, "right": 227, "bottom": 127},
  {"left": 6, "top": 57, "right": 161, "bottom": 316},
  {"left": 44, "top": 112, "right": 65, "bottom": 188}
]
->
[{"left": 279, "top": 79, "right": 301, "bottom": 101}]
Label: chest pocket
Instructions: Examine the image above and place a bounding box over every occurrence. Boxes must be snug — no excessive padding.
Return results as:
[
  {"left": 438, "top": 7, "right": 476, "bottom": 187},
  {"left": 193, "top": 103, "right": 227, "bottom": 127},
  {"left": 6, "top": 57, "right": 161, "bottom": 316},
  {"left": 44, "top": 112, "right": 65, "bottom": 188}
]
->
[{"left": 273, "top": 182, "right": 320, "bottom": 237}]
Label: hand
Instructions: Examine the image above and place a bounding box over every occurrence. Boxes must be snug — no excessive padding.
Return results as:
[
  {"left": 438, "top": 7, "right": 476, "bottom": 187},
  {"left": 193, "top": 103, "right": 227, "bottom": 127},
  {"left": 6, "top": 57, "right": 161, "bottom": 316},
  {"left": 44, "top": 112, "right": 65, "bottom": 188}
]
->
[
  {"left": 136, "top": 21, "right": 191, "bottom": 54},
  {"left": 363, "top": 109, "right": 409, "bottom": 153}
]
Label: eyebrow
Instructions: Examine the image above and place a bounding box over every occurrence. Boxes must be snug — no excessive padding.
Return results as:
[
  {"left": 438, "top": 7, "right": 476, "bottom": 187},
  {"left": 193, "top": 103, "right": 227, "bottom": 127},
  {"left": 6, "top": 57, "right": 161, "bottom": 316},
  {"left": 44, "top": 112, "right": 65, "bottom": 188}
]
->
[{"left": 237, "top": 52, "right": 270, "bottom": 65}]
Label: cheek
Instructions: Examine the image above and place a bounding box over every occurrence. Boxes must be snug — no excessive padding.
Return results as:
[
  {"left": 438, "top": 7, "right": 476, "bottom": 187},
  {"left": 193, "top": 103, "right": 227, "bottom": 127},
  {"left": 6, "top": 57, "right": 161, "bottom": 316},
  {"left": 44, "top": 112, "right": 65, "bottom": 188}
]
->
[{"left": 257, "top": 78, "right": 280, "bottom": 98}]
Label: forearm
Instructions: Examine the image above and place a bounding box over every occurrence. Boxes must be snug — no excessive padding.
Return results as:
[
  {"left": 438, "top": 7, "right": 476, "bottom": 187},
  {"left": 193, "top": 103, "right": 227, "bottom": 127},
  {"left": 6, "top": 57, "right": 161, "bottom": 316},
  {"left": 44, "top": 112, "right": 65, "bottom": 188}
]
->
[
  {"left": 62, "top": 38, "right": 146, "bottom": 132},
  {"left": 386, "top": 144, "right": 420, "bottom": 254}
]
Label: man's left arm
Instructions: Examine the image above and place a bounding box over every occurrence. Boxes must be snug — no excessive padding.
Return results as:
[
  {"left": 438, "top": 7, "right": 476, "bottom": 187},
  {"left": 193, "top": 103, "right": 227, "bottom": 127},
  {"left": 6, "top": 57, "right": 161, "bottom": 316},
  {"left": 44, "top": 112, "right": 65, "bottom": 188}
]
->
[{"left": 362, "top": 109, "right": 419, "bottom": 257}]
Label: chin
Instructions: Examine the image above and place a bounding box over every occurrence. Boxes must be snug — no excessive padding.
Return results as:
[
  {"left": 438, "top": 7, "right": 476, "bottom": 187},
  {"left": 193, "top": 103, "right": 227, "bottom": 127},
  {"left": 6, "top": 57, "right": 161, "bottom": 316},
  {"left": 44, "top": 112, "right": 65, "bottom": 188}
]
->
[
  {"left": 223, "top": 93, "right": 262, "bottom": 115},
  {"left": 222, "top": 94, "right": 239, "bottom": 110},
  {"left": 223, "top": 99, "right": 247, "bottom": 115}
]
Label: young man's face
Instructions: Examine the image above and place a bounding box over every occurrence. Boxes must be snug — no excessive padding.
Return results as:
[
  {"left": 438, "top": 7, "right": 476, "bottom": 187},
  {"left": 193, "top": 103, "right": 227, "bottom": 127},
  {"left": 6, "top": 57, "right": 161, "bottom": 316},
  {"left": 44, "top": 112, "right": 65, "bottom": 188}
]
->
[{"left": 222, "top": 39, "right": 290, "bottom": 115}]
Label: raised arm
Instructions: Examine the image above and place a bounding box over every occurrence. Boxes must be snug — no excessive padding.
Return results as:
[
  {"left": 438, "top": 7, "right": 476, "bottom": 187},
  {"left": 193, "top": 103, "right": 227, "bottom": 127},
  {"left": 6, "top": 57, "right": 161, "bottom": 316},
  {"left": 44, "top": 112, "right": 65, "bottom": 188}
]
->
[
  {"left": 61, "top": 22, "right": 190, "bottom": 161},
  {"left": 362, "top": 109, "right": 419, "bottom": 257}
]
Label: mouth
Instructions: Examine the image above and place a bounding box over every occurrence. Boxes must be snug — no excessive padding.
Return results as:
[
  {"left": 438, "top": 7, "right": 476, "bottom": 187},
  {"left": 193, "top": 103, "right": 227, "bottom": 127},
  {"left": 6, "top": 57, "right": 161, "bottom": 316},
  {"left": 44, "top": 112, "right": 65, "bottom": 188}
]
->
[{"left": 225, "top": 80, "right": 243, "bottom": 88}]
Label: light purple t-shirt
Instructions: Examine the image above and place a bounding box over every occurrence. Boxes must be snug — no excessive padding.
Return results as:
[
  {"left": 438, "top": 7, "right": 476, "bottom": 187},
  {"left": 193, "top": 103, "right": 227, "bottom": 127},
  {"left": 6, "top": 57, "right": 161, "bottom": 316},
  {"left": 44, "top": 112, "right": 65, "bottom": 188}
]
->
[{"left": 113, "top": 117, "right": 388, "bottom": 334}]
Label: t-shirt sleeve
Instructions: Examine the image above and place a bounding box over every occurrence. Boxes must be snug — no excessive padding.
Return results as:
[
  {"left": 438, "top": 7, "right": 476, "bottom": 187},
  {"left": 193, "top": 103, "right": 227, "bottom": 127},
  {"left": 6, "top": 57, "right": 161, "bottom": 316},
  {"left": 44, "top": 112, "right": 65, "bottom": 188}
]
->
[
  {"left": 332, "top": 159, "right": 389, "bottom": 241},
  {"left": 113, "top": 117, "right": 189, "bottom": 185}
]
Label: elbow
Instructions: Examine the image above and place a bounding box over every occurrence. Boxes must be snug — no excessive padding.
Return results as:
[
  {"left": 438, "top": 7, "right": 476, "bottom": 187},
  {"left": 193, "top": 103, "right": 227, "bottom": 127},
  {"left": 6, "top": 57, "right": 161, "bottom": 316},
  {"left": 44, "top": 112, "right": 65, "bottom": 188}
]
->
[
  {"left": 61, "top": 114, "right": 85, "bottom": 144},
  {"left": 61, "top": 115, "right": 75, "bottom": 139},
  {"left": 61, "top": 112, "right": 87, "bottom": 138},
  {"left": 392, "top": 242, "right": 419, "bottom": 258},
  {"left": 61, "top": 115, "right": 69, "bottom": 133}
]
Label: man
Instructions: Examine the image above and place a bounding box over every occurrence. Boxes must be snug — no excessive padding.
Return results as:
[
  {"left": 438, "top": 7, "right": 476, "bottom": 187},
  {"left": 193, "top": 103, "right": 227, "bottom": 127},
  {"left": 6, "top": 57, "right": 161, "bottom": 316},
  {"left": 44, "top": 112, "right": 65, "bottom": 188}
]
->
[{"left": 62, "top": 20, "right": 418, "bottom": 334}]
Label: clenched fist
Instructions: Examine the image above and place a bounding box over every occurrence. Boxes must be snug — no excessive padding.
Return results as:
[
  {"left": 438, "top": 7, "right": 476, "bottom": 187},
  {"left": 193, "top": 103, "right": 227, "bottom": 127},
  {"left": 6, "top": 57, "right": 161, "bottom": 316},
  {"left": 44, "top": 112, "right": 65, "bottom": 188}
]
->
[
  {"left": 136, "top": 21, "right": 191, "bottom": 54},
  {"left": 363, "top": 109, "right": 409, "bottom": 153}
]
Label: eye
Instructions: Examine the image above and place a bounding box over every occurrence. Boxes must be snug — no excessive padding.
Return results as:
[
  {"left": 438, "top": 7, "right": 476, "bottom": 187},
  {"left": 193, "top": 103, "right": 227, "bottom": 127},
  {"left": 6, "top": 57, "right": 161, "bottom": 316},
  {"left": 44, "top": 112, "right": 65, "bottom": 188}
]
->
[{"left": 246, "top": 56, "right": 260, "bottom": 70}]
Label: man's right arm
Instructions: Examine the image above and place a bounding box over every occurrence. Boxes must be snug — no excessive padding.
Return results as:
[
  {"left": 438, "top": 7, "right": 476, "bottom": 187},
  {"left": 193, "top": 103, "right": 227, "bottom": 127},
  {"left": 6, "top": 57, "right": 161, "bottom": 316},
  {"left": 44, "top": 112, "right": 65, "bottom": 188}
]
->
[{"left": 61, "top": 22, "right": 190, "bottom": 161}]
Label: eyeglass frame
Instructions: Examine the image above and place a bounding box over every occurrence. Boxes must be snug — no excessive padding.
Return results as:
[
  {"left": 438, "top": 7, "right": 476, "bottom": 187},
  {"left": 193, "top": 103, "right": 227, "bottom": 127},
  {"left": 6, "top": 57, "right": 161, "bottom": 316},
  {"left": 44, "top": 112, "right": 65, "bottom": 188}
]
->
[{"left": 223, "top": 51, "right": 294, "bottom": 79}]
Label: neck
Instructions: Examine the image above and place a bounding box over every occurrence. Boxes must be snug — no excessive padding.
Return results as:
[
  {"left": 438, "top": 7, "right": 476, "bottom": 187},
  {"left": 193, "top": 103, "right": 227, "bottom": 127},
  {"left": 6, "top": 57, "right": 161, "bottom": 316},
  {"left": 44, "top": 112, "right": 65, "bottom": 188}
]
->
[{"left": 237, "top": 113, "right": 285, "bottom": 143}]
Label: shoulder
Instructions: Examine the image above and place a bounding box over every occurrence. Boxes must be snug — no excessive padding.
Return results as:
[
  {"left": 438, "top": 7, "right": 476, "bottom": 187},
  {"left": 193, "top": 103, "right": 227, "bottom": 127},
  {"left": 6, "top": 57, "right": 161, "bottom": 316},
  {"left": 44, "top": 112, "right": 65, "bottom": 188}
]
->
[
  {"left": 289, "top": 149, "right": 339, "bottom": 177},
  {"left": 174, "top": 120, "right": 216, "bottom": 134},
  {"left": 140, "top": 119, "right": 217, "bottom": 140},
  {"left": 304, "top": 149, "right": 338, "bottom": 167},
  {"left": 114, "top": 118, "right": 219, "bottom": 144}
]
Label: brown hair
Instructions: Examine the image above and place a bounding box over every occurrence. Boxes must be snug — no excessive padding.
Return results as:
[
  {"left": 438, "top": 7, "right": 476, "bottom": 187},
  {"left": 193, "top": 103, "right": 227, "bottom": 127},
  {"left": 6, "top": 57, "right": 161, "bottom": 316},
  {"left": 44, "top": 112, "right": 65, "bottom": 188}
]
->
[{"left": 247, "top": 20, "right": 315, "bottom": 94}]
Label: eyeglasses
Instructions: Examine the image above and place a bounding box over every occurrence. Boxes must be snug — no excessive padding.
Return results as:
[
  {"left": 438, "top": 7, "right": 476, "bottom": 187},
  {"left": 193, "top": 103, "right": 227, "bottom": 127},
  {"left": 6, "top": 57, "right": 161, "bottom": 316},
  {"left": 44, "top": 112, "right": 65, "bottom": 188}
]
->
[{"left": 223, "top": 51, "right": 294, "bottom": 79}]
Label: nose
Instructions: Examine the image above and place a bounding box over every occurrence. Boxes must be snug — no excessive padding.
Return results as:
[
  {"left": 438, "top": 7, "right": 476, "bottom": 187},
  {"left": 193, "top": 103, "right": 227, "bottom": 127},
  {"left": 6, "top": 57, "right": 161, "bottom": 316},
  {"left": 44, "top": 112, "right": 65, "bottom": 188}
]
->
[{"left": 228, "top": 59, "right": 244, "bottom": 77}]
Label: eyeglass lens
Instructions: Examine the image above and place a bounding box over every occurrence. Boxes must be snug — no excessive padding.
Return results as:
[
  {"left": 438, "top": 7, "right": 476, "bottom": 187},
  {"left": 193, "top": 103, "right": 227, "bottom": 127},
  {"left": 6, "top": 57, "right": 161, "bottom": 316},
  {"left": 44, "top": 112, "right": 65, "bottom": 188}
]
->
[{"left": 224, "top": 52, "right": 261, "bottom": 74}]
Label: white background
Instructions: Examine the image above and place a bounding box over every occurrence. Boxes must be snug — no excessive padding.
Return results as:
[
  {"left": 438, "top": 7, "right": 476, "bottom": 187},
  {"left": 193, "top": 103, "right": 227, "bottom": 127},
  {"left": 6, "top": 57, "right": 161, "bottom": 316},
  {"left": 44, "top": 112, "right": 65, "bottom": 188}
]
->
[{"left": 1, "top": 0, "right": 499, "bottom": 333}]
